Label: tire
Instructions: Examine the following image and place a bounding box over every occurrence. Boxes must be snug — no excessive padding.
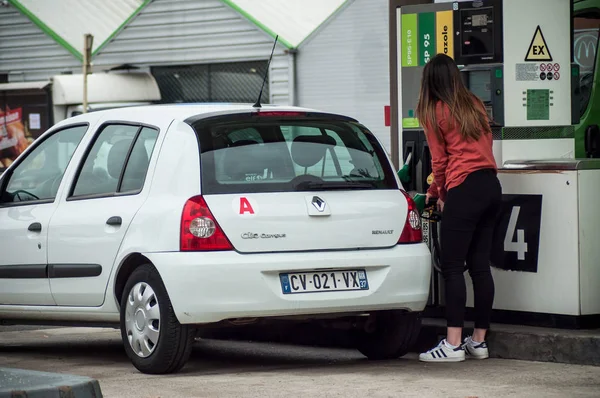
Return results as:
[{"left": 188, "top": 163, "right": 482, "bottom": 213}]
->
[
  {"left": 356, "top": 310, "right": 422, "bottom": 360},
  {"left": 120, "top": 264, "right": 195, "bottom": 374}
]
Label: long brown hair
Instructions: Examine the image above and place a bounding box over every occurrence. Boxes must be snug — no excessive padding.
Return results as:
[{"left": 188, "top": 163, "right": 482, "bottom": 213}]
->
[{"left": 416, "top": 54, "right": 490, "bottom": 143}]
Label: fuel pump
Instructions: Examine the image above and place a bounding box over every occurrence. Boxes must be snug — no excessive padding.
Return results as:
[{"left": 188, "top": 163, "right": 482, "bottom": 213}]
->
[{"left": 391, "top": 0, "right": 600, "bottom": 329}]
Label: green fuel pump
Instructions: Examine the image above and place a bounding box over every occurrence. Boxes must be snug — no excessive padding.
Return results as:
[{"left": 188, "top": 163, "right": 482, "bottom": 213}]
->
[{"left": 397, "top": 152, "right": 427, "bottom": 212}]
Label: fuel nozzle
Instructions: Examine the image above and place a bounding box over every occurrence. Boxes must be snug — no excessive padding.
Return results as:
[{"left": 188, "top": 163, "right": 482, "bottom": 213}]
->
[
  {"left": 397, "top": 152, "right": 412, "bottom": 184},
  {"left": 422, "top": 197, "right": 442, "bottom": 222}
]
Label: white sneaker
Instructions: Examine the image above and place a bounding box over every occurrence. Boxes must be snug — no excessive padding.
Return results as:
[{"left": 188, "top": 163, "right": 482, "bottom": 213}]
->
[
  {"left": 463, "top": 336, "right": 489, "bottom": 359},
  {"left": 419, "top": 339, "right": 465, "bottom": 362}
]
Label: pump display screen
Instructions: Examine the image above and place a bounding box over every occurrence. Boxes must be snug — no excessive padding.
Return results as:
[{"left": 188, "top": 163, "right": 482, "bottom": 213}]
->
[
  {"left": 460, "top": 7, "right": 495, "bottom": 57},
  {"left": 472, "top": 14, "right": 488, "bottom": 27},
  {"left": 468, "top": 71, "right": 491, "bottom": 103}
]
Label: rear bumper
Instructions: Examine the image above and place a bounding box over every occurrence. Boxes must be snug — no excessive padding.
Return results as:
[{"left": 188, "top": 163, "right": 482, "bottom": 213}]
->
[{"left": 146, "top": 244, "right": 432, "bottom": 324}]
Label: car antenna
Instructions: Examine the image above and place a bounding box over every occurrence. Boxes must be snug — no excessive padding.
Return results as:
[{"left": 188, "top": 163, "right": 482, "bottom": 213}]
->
[{"left": 253, "top": 35, "right": 279, "bottom": 109}]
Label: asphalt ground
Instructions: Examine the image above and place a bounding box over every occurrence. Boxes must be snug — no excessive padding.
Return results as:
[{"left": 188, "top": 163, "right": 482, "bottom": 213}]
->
[{"left": 1, "top": 326, "right": 599, "bottom": 398}]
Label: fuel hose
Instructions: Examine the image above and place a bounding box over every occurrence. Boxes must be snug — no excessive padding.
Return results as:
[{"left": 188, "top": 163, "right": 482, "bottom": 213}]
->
[
  {"left": 421, "top": 202, "right": 443, "bottom": 273},
  {"left": 421, "top": 200, "right": 468, "bottom": 273}
]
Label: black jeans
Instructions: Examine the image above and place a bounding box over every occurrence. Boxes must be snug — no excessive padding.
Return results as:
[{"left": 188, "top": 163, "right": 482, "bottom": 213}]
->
[{"left": 441, "top": 168, "right": 502, "bottom": 330}]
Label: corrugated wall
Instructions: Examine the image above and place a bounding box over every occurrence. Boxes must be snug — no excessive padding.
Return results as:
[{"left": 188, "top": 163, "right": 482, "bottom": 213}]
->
[
  {"left": 93, "top": 0, "right": 292, "bottom": 105},
  {"left": 296, "top": 0, "right": 391, "bottom": 152},
  {"left": 0, "top": 0, "right": 292, "bottom": 105},
  {"left": 0, "top": 3, "right": 81, "bottom": 82}
]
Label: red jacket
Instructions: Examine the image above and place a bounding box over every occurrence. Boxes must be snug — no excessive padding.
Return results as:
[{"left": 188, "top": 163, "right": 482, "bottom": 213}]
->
[{"left": 426, "top": 101, "right": 497, "bottom": 202}]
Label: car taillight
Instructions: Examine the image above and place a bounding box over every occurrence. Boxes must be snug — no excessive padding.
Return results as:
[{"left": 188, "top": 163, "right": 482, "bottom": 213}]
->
[
  {"left": 398, "top": 190, "right": 422, "bottom": 244},
  {"left": 180, "top": 196, "right": 233, "bottom": 251}
]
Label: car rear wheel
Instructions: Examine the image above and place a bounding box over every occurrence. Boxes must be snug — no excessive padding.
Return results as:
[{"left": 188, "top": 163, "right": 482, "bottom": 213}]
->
[
  {"left": 355, "top": 310, "right": 421, "bottom": 360},
  {"left": 120, "top": 264, "right": 195, "bottom": 374}
]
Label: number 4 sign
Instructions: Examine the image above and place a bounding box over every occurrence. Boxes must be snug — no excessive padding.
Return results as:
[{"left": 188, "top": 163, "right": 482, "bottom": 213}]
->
[
  {"left": 504, "top": 206, "right": 528, "bottom": 260},
  {"left": 491, "top": 194, "right": 543, "bottom": 273}
]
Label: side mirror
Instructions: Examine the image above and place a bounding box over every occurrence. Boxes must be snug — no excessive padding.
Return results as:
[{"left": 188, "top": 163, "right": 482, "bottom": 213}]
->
[{"left": 585, "top": 124, "right": 600, "bottom": 158}]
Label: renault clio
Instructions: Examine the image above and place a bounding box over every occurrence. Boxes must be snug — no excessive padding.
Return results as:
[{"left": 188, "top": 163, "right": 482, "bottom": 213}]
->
[{"left": 0, "top": 104, "right": 431, "bottom": 374}]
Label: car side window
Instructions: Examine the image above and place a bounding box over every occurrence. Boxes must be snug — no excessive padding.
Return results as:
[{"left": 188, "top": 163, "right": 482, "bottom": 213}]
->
[
  {"left": 120, "top": 127, "right": 159, "bottom": 192},
  {"left": 0, "top": 125, "right": 88, "bottom": 204},
  {"left": 71, "top": 124, "right": 158, "bottom": 198}
]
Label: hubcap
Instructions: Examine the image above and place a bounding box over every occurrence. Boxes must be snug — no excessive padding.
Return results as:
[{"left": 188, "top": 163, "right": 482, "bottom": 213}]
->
[
  {"left": 134, "top": 309, "right": 146, "bottom": 331},
  {"left": 125, "top": 282, "right": 161, "bottom": 358}
]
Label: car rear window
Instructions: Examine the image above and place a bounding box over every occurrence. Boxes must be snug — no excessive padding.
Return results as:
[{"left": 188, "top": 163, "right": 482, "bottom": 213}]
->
[{"left": 190, "top": 114, "right": 398, "bottom": 194}]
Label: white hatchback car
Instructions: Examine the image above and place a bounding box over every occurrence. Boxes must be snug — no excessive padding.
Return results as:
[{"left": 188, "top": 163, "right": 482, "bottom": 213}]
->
[{"left": 0, "top": 104, "right": 431, "bottom": 374}]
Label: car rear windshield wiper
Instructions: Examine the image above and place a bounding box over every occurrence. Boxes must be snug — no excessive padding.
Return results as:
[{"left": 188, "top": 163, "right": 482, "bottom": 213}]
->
[{"left": 295, "top": 181, "right": 376, "bottom": 191}]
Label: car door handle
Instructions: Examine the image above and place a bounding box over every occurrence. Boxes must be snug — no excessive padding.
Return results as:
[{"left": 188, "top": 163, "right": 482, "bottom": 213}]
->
[
  {"left": 106, "top": 216, "right": 122, "bottom": 226},
  {"left": 28, "top": 222, "right": 42, "bottom": 232}
]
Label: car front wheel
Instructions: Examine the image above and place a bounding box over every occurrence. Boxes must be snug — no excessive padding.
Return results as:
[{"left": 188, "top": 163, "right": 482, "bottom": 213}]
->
[
  {"left": 120, "top": 264, "right": 195, "bottom": 374},
  {"left": 355, "top": 310, "right": 422, "bottom": 360}
]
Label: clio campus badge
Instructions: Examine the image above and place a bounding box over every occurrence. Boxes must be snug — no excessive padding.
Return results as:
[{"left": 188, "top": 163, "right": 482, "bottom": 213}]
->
[{"left": 306, "top": 195, "right": 331, "bottom": 216}]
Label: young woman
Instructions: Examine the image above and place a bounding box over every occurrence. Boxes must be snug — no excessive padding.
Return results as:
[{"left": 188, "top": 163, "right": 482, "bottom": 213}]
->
[{"left": 415, "top": 54, "right": 502, "bottom": 362}]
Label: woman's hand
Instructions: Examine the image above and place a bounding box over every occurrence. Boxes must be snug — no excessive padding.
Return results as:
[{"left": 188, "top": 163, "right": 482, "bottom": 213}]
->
[
  {"left": 426, "top": 192, "right": 434, "bottom": 204},
  {"left": 426, "top": 192, "right": 444, "bottom": 212}
]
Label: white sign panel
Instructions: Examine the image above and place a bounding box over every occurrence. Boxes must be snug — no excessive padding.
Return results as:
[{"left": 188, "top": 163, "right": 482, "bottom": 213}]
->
[{"left": 503, "top": 0, "right": 571, "bottom": 127}]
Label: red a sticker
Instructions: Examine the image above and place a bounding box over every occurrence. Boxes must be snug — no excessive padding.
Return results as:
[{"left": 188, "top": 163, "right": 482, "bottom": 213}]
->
[{"left": 239, "top": 197, "right": 255, "bottom": 215}]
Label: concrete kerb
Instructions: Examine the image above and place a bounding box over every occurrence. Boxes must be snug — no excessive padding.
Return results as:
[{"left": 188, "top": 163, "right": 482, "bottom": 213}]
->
[
  {"left": 0, "top": 367, "right": 103, "bottom": 398},
  {"left": 415, "top": 318, "right": 600, "bottom": 366},
  {"left": 202, "top": 317, "right": 600, "bottom": 367}
]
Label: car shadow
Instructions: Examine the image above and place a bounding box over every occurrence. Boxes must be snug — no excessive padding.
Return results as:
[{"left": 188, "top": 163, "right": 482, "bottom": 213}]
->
[
  {"left": 0, "top": 334, "right": 415, "bottom": 375},
  {"left": 183, "top": 340, "right": 356, "bottom": 372},
  {"left": 180, "top": 339, "right": 417, "bottom": 376}
]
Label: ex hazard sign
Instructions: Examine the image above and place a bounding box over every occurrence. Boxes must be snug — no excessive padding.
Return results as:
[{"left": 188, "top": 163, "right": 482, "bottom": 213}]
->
[{"left": 525, "top": 25, "right": 552, "bottom": 62}]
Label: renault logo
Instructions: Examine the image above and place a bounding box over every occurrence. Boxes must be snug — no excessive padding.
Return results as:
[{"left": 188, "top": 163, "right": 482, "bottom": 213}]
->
[{"left": 312, "top": 196, "right": 326, "bottom": 212}]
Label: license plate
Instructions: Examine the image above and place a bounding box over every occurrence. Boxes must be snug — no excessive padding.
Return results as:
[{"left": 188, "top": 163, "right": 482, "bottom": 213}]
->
[{"left": 279, "top": 269, "right": 369, "bottom": 294}]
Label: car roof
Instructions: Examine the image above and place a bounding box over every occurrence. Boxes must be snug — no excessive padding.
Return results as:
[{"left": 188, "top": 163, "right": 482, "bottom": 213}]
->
[{"left": 51, "top": 103, "right": 352, "bottom": 131}]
